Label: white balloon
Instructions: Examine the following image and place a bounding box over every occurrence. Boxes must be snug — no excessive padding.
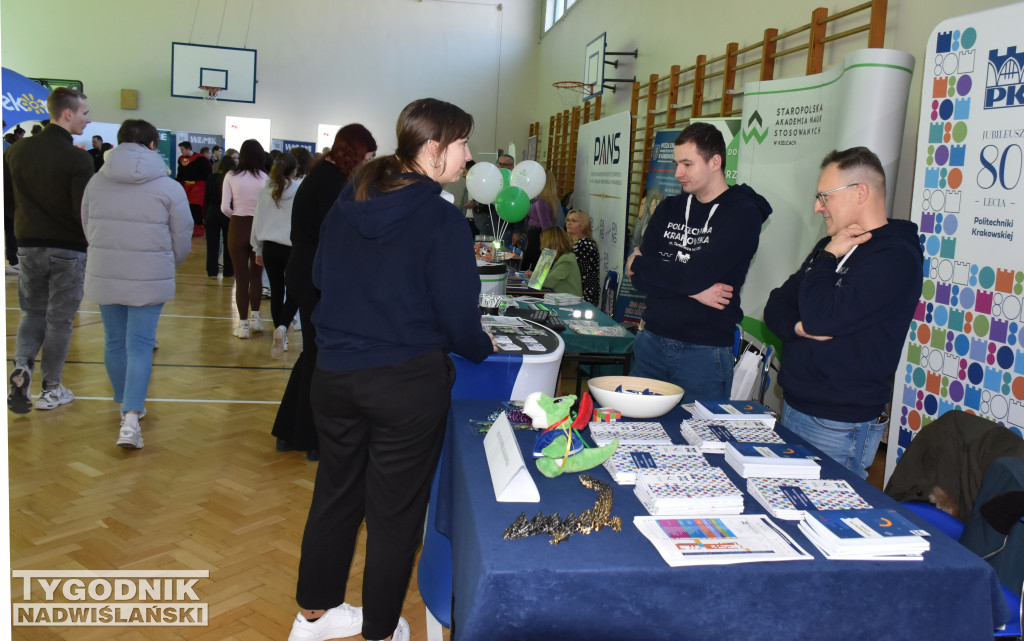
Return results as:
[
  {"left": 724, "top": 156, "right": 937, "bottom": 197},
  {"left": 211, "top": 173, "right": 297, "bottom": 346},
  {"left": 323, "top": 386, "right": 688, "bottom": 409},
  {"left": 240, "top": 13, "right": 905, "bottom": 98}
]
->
[
  {"left": 510, "top": 160, "right": 546, "bottom": 199},
  {"left": 466, "top": 162, "right": 503, "bottom": 205}
]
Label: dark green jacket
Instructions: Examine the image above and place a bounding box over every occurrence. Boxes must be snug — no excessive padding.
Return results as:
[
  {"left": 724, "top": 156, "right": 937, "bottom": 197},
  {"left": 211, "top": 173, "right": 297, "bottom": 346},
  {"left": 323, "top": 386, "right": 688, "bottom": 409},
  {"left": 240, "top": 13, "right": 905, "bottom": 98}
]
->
[{"left": 4, "top": 124, "right": 93, "bottom": 251}]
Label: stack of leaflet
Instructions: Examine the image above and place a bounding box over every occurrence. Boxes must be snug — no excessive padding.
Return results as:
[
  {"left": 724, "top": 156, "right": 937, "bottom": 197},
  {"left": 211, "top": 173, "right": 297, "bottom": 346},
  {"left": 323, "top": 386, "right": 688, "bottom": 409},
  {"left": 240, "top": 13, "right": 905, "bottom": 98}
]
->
[
  {"left": 588, "top": 422, "right": 672, "bottom": 447},
  {"left": 747, "top": 477, "right": 871, "bottom": 520},
  {"left": 797, "top": 508, "right": 931, "bottom": 560},
  {"left": 680, "top": 418, "right": 782, "bottom": 454},
  {"left": 634, "top": 468, "right": 744, "bottom": 516},
  {"left": 724, "top": 442, "right": 821, "bottom": 479},
  {"left": 691, "top": 399, "right": 776, "bottom": 426},
  {"left": 601, "top": 444, "right": 709, "bottom": 485}
]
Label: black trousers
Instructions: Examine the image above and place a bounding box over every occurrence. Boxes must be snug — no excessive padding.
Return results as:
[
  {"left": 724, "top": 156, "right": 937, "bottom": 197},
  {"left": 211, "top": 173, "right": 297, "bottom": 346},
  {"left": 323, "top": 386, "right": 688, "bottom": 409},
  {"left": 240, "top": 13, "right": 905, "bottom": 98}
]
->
[
  {"left": 272, "top": 258, "right": 319, "bottom": 451},
  {"left": 188, "top": 203, "right": 204, "bottom": 227},
  {"left": 204, "top": 207, "right": 232, "bottom": 277},
  {"left": 262, "top": 241, "right": 298, "bottom": 328},
  {"left": 296, "top": 350, "right": 455, "bottom": 639}
]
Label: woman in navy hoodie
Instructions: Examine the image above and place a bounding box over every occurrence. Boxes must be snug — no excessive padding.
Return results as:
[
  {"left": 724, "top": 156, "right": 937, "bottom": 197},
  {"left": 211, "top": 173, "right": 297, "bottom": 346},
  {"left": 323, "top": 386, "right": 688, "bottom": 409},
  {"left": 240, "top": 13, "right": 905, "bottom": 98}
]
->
[{"left": 288, "top": 99, "right": 494, "bottom": 641}]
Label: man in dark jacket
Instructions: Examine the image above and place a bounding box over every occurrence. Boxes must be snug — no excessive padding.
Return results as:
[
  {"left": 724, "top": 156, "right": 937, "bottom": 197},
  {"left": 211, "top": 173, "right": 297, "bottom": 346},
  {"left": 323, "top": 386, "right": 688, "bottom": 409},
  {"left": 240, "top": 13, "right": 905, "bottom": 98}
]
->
[
  {"left": 764, "top": 147, "right": 924, "bottom": 479},
  {"left": 626, "top": 122, "right": 772, "bottom": 402},
  {"left": 5, "top": 87, "right": 94, "bottom": 414}
]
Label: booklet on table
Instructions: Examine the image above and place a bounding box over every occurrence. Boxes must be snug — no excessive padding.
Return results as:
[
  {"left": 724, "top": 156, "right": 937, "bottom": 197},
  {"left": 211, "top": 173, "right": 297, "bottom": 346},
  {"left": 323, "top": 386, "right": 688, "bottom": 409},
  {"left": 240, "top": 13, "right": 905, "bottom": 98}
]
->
[{"left": 634, "top": 514, "right": 813, "bottom": 566}]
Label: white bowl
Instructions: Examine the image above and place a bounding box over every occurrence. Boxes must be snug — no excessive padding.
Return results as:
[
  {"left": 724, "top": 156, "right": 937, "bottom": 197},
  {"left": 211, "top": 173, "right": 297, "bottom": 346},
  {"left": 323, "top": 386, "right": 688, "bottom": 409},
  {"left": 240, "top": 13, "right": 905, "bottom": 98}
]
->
[{"left": 586, "top": 376, "right": 684, "bottom": 419}]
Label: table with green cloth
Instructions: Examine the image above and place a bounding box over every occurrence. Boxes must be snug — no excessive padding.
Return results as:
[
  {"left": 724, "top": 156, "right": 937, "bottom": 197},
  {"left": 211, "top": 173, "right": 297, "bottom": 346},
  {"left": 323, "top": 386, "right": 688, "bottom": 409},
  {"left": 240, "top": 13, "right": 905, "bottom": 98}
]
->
[
  {"left": 547, "top": 300, "right": 635, "bottom": 355},
  {"left": 545, "top": 300, "right": 634, "bottom": 382}
]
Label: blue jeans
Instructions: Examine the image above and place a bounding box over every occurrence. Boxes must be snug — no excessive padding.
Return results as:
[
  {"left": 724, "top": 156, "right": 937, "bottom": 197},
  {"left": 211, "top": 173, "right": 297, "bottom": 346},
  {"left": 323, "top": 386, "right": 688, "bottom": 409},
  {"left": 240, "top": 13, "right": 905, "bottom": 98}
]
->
[
  {"left": 781, "top": 401, "right": 886, "bottom": 480},
  {"left": 99, "top": 304, "right": 163, "bottom": 413},
  {"left": 14, "top": 247, "right": 87, "bottom": 388},
  {"left": 629, "top": 329, "right": 733, "bottom": 404}
]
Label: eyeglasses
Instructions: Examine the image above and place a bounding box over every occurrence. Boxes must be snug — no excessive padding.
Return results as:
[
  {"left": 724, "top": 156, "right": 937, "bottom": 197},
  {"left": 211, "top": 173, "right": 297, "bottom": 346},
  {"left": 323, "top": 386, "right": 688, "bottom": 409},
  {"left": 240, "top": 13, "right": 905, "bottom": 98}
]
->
[
  {"left": 815, "top": 183, "right": 859, "bottom": 208},
  {"left": 497, "top": 162, "right": 514, "bottom": 168}
]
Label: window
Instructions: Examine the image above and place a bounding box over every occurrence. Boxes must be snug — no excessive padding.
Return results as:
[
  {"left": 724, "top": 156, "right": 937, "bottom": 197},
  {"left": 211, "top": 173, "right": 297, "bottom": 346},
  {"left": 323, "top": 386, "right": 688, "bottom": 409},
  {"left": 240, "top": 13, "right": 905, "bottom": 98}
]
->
[{"left": 544, "top": 0, "right": 579, "bottom": 32}]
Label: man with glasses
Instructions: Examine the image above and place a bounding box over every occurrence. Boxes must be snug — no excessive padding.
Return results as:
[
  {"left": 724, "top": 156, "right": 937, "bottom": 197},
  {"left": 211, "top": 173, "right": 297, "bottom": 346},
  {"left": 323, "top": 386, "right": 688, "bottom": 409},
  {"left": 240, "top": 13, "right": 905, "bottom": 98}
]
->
[{"left": 764, "top": 147, "right": 923, "bottom": 479}]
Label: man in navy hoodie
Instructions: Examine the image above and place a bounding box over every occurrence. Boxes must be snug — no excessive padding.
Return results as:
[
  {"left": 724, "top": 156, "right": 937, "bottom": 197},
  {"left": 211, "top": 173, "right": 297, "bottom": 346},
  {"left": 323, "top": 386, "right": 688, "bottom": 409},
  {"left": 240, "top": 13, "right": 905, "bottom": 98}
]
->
[
  {"left": 764, "top": 147, "right": 923, "bottom": 479},
  {"left": 626, "top": 122, "right": 772, "bottom": 402}
]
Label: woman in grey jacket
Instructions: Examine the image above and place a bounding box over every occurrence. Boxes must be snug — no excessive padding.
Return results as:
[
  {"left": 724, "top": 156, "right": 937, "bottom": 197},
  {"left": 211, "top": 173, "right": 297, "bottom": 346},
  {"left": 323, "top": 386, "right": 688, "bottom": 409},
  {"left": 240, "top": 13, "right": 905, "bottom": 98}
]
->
[{"left": 81, "top": 119, "right": 193, "bottom": 449}]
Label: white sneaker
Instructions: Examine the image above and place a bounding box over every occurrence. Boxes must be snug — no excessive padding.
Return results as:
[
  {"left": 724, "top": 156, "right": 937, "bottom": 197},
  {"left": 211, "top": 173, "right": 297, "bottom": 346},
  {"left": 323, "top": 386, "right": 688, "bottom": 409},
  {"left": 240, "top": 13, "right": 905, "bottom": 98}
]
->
[
  {"left": 249, "top": 313, "right": 265, "bottom": 333},
  {"left": 271, "top": 325, "right": 287, "bottom": 359},
  {"left": 234, "top": 320, "right": 250, "bottom": 339},
  {"left": 116, "top": 416, "right": 144, "bottom": 449},
  {"left": 5, "top": 264, "right": 19, "bottom": 275},
  {"left": 291, "top": 315, "right": 301, "bottom": 331},
  {"left": 35, "top": 384, "right": 74, "bottom": 410},
  {"left": 287, "top": 603, "right": 362, "bottom": 641},
  {"left": 388, "top": 617, "right": 410, "bottom": 641}
]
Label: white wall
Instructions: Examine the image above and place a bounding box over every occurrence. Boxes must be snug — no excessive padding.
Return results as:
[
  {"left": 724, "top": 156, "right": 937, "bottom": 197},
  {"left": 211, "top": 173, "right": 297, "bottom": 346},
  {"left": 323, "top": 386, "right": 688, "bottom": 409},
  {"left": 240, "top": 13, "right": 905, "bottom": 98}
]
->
[
  {"left": 0, "top": 0, "right": 541, "bottom": 158},
  {"left": 533, "top": 0, "right": 1016, "bottom": 221}
]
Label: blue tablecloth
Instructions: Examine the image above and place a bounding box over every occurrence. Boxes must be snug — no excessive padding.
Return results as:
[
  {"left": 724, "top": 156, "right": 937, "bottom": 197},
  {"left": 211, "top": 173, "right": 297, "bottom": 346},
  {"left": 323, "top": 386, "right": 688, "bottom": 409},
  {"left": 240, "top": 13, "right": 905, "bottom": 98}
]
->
[{"left": 435, "top": 400, "right": 1009, "bottom": 641}]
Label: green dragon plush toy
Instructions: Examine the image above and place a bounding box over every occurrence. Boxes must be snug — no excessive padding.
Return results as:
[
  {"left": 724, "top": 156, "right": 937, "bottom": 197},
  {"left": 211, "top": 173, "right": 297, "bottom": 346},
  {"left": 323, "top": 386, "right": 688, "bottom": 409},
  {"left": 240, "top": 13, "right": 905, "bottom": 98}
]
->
[{"left": 522, "top": 391, "right": 619, "bottom": 478}]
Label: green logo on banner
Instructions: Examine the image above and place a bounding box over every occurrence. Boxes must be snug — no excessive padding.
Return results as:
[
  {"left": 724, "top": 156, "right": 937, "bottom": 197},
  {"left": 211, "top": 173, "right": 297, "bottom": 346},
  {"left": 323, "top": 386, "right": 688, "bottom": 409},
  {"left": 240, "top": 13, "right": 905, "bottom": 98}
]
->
[{"left": 742, "top": 111, "right": 768, "bottom": 144}]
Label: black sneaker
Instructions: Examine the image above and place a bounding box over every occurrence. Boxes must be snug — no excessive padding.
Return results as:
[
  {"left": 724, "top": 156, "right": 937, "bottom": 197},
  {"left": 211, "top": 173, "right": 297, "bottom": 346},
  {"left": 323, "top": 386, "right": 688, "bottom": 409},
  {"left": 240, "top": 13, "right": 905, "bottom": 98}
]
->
[{"left": 8, "top": 368, "right": 32, "bottom": 414}]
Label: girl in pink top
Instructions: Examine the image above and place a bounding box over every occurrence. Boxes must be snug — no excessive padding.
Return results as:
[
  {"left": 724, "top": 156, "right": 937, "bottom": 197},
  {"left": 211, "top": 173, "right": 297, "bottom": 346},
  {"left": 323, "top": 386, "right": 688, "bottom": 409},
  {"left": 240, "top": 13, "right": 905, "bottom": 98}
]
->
[{"left": 222, "top": 139, "right": 269, "bottom": 337}]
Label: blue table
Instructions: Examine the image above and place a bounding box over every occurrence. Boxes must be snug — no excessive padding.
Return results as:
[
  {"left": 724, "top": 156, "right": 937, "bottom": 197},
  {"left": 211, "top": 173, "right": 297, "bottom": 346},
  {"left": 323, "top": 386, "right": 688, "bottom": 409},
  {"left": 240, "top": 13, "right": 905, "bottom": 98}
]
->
[{"left": 434, "top": 400, "right": 1009, "bottom": 641}]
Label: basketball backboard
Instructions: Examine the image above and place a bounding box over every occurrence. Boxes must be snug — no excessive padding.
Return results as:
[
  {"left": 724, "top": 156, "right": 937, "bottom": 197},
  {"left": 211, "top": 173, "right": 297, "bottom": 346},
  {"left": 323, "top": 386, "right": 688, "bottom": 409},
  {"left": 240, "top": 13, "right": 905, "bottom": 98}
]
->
[
  {"left": 171, "top": 43, "right": 257, "bottom": 103},
  {"left": 584, "top": 33, "right": 606, "bottom": 101}
]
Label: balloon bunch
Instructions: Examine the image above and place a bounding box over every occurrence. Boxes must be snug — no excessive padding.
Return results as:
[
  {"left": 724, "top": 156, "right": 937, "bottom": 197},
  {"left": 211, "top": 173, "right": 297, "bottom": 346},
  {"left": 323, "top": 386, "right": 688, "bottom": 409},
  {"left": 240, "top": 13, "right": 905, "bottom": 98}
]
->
[{"left": 466, "top": 160, "right": 546, "bottom": 248}]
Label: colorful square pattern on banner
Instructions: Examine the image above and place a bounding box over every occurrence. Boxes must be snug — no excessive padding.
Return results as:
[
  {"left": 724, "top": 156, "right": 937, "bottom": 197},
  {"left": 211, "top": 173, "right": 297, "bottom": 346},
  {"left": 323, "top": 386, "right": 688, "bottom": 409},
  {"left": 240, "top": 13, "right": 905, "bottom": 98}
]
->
[{"left": 891, "top": 6, "right": 1024, "bottom": 480}]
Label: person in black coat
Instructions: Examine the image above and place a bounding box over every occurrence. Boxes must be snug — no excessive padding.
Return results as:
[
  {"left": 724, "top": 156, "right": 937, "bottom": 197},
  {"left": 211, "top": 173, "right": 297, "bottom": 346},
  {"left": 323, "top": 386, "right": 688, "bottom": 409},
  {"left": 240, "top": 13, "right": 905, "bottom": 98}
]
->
[
  {"left": 203, "top": 155, "right": 236, "bottom": 278},
  {"left": 271, "top": 124, "right": 377, "bottom": 458}
]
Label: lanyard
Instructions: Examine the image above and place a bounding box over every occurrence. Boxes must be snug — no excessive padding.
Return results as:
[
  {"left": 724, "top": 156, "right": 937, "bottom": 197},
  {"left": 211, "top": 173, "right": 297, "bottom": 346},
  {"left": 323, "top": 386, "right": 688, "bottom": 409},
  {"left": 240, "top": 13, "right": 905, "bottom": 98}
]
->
[
  {"left": 835, "top": 245, "right": 857, "bottom": 272},
  {"left": 682, "top": 194, "right": 719, "bottom": 249}
]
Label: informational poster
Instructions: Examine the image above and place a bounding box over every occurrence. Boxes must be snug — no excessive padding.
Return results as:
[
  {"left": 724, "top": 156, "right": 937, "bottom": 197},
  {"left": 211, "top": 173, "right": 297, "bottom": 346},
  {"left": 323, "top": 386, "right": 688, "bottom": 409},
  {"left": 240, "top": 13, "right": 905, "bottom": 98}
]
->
[
  {"left": 173, "top": 131, "right": 224, "bottom": 177},
  {"left": 316, "top": 124, "right": 340, "bottom": 152},
  {"left": 574, "top": 110, "right": 632, "bottom": 296},
  {"left": 224, "top": 116, "right": 271, "bottom": 154},
  {"left": 273, "top": 139, "right": 316, "bottom": 154},
  {"left": 886, "top": 4, "right": 1024, "bottom": 481},
  {"left": 156, "top": 129, "right": 174, "bottom": 170},
  {"left": 736, "top": 49, "right": 916, "bottom": 334}
]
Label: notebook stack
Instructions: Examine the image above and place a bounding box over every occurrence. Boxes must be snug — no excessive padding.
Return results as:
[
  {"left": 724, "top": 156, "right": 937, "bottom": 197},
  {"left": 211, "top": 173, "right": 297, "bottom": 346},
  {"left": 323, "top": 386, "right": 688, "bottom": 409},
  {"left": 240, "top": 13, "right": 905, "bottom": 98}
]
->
[
  {"left": 679, "top": 418, "right": 782, "bottom": 454},
  {"left": 634, "top": 468, "right": 745, "bottom": 516},
  {"left": 588, "top": 422, "right": 673, "bottom": 447},
  {"left": 691, "top": 400, "right": 776, "bottom": 426},
  {"left": 797, "top": 508, "right": 931, "bottom": 560},
  {"left": 724, "top": 442, "right": 821, "bottom": 479},
  {"left": 601, "top": 444, "right": 710, "bottom": 485},
  {"left": 747, "top": 478, "right": 871, "bottom": 520}
]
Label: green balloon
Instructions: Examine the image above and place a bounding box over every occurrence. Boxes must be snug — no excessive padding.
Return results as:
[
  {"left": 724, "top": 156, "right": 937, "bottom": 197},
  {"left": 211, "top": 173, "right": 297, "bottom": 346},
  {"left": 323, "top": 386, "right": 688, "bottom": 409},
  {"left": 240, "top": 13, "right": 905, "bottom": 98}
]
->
[
  {"left": 494, "top": 186, "right": 529, "bottom": 223},
  {"left": 499, "top": 168, "right": 512, "bottom": 188}
]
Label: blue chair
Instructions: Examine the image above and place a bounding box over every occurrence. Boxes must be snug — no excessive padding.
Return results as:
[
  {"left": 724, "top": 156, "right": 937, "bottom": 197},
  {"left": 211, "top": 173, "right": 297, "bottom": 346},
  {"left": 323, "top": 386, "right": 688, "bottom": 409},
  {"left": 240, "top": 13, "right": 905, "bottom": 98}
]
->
[{"left": 901, "top": 501, "right": 1022, "bottom": 638}]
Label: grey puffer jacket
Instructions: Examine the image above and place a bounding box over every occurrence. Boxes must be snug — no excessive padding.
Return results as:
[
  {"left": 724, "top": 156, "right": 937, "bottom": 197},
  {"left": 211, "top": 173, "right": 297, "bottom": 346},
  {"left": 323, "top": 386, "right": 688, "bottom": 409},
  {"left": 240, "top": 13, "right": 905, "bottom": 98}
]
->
[{"left": 81, "top": 142, "right": 193, "bottom": 306}]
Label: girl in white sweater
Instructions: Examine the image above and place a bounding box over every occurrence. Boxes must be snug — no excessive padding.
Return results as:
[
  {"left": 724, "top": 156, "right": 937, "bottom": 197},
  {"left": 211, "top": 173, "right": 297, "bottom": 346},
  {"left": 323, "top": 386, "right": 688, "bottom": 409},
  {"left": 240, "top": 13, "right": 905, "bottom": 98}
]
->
[{"left": 252, "top": 152, "right": 300, "bottom": 358}]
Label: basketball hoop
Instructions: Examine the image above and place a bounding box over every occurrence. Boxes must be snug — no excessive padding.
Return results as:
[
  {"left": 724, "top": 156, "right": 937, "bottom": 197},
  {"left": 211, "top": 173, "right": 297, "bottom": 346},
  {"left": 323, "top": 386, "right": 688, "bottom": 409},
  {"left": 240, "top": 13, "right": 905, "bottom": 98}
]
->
[
  {"left": 553, "top": 81, "right": 595, "bottom": 110},
  {"left": 199, "top": 86, "right": 221, "bottom": 105}
]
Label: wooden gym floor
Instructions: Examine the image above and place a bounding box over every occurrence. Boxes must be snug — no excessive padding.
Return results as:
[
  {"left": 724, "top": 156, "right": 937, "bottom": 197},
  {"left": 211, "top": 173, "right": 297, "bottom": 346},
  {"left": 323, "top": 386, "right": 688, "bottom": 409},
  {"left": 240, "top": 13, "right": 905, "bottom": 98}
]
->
[
  {"left": 5, "top": 237, "right": 887, "bottom": 640},
  {"left": 6, "top": 238, "right": 449, "bottom": 641}
]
